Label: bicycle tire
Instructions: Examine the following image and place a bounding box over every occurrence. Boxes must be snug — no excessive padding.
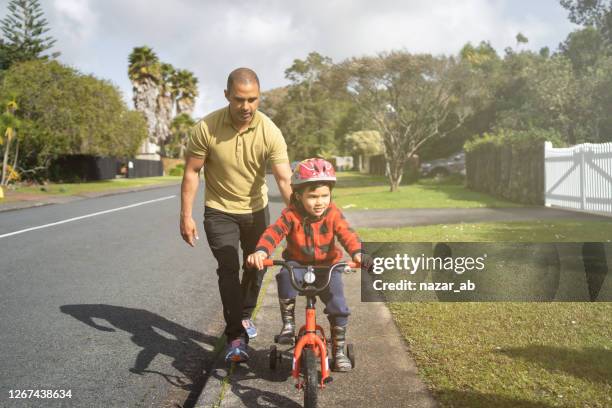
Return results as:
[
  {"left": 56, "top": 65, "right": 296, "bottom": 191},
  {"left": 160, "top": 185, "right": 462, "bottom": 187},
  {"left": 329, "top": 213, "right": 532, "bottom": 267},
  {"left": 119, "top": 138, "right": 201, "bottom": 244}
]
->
[{"left": 302, "top": 348, "right": 318, "bottom": 408}]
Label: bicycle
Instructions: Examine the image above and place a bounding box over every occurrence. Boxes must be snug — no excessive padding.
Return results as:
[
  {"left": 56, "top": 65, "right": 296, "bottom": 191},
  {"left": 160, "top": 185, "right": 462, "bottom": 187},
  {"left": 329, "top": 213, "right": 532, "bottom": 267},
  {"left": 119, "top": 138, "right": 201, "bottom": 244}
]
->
[{"left": 262, "top": 259, "right": 358, "bottom": 408}]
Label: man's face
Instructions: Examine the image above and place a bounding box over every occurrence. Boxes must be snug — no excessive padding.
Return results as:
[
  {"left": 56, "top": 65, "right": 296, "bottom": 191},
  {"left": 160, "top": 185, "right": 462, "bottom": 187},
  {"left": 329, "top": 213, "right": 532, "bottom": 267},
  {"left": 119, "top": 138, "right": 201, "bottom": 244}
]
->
[{"left": 225, "top": 81, "right": 260, "bottom": 126}]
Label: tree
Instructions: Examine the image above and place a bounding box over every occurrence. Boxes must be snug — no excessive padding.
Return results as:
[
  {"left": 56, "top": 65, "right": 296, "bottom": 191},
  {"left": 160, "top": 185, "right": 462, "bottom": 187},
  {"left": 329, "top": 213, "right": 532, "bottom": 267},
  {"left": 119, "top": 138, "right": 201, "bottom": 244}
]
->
[
  {"left": 559, "top": 26, "right": 607, "bottom": 74},
  {"left": 167, "top": 113, "right": 195, "bottom": 158},
  {"left": 127, "top": 46, "right": 199, "bottom": 157},
  {"left": 460, "top": 41, "right": 499, "bottom": 67},
  {"left": 493, "top": 50, "right": 545, "bottom": 131},
  {"left": 345, "top": 130, "right": 383, "bottom": 156},
  {"left": 336, "top": 51, "right": 479, "bottom": 191},
  {"left": 264, "top": 52, "right": 352, "bottom": 159},
  {"left": 155, "top": 62, "right": 176, "bottom": 146},
  {"left": 173, "top": 69, "right": 198, "bottom": 117},
  {"left": 260, "top": 86, "right": 288, "bottom": 119},
  {"left": 0, "top": 0, "right": 59, "bottom": 67},
  {"left": 0, "top": 60, "right": 147, "bottom": 177},
  {"left": 0, "top": 38, "right": 11, "bottom": 71},
  {"left": 525, "top": 55, "right": 580, "bottom": 143},
  {"left": 560, "top": 0, "right": 612, "bottom": 42},
  {"left": 0, "top": 98, "right": 20, "bottom": 185},
  {"left": 561, "top": 0, "right": 612, "bottom": 24},
  {"left": 578, "top": 55, "right": 612, "bottom": 142},
  {"left": 128, "top": 46, "right": 161, "bottom": 152},
  {"left": 417, "top": 41, "right": 503, "bottom": 161},
  {"left": 516, "top": 32, "right": 529, "bottom": 48}
]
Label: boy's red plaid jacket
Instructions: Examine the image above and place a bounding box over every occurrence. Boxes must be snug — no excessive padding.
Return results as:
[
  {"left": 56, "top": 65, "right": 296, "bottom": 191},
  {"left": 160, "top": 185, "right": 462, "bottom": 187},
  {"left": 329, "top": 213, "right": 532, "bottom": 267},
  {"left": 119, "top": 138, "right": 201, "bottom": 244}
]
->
[{"left": 255, "top": 202, "right": 361, "bottom": 265}]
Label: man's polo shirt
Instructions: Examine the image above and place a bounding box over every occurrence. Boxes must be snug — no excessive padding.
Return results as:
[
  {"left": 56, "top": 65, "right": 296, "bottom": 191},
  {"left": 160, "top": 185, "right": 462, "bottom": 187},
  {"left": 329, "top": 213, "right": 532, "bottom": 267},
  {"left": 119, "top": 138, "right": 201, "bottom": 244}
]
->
[{"left": 186, "top": 107, "right": 289, "bottom": 214}]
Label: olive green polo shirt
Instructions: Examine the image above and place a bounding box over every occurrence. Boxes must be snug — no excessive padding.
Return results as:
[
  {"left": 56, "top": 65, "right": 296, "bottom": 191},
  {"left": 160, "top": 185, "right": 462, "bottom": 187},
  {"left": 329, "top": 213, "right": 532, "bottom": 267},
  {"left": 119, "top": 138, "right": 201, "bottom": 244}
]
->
[{"left": 186, "top": 107, "right": 289, "bottom": 214}]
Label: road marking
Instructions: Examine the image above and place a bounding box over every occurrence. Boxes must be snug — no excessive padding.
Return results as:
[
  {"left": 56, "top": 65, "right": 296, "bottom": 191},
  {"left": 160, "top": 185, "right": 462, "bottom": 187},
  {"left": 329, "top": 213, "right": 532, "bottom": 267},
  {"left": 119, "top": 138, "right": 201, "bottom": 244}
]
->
[{"left": 0, "top": 195, "right": 176, "bottom": 239}]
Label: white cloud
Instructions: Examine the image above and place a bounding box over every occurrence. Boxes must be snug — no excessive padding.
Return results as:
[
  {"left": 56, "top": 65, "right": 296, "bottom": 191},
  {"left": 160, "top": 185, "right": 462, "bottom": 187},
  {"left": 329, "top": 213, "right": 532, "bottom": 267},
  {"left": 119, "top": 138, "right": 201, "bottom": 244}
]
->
[
  {"left": 52, "top": 0, "right": 97, "bottom": 46},
  {"left": 0, "top": 0, "right": 577, "bottom": 117}
]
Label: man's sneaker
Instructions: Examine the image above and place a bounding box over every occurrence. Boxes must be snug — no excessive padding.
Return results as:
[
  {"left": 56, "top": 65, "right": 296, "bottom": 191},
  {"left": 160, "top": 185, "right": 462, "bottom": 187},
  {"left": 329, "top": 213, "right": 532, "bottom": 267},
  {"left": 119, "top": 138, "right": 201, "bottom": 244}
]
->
[
  {"left": 224, "top": 337, "right": 249, "bottom": 363},
  {"left": 242, "top": 318, "right": 257, "bottom": 339}
]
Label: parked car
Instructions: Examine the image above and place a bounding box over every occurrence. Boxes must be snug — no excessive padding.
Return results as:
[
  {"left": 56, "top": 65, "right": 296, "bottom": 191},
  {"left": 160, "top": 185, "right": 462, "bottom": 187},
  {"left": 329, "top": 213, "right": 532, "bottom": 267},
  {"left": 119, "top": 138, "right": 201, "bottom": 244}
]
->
[{"left": 420, "top": 151, "right": 466, "bottom": 178}]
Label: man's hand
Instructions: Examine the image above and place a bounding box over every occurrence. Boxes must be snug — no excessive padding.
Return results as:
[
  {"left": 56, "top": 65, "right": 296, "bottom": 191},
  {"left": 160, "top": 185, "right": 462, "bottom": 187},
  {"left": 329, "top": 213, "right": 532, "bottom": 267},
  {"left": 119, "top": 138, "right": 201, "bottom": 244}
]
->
[
  {"left": 247, "top": 251, "right": 268, "bottom": 270},
  {"left": 180, "top": 216, "right": 199, "bottom": 247},
  {"left": 353, "top": 253, "right": 362, "bottom": 265},
  {"left": 180, "top": 155, "right": 204, "bottom": 247}
]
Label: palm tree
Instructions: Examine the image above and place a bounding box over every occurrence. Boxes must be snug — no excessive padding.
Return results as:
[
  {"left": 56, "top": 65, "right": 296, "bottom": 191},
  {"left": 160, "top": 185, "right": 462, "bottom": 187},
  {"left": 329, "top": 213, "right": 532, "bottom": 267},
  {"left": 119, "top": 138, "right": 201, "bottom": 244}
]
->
[
  {"left": 128, "top": 46, "right": 161, "bottom": 154},
  {"left": 1, "top": 98, "right": 19, "bottom": 186},
  {"left": 173, "top": 69, "right": 199, "bottom": 117},
  {"left": 169, "top": 113, "right": 195, "bottom": 159},
  {"left": 156, "top": 63, "right": 176, "bottom": 146}
]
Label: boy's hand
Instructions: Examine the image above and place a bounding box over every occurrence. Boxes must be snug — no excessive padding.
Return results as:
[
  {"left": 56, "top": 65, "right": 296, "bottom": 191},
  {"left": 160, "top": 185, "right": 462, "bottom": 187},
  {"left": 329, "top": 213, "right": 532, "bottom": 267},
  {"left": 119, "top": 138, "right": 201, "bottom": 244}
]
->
[
  {"left": 247, "top": 251, "right": 268, "bottom": 271},
  {"left": 355, "top": 253, "right": 374, "bottom": 272}
]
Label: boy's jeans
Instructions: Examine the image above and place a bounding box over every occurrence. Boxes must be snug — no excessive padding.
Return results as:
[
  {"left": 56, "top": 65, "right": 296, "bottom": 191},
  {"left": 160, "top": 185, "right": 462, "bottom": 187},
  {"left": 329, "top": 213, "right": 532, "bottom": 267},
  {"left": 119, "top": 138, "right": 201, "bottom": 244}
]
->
[{"left": 276, "top": 261, "right": 350, "bottom": 327}]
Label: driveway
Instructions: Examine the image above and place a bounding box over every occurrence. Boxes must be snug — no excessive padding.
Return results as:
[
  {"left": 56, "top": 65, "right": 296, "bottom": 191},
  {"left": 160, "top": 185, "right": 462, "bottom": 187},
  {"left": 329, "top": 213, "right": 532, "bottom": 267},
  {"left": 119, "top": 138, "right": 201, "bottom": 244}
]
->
[{"left": 344, "top": 207, "right": 612, "bottom": 228}]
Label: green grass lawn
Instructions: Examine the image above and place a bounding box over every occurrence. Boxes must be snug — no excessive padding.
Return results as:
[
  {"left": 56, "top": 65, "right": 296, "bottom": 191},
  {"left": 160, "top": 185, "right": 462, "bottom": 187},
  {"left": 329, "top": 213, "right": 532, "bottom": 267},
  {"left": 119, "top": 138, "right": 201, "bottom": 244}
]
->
[
  {"left": 334, "top": 171, "right": 522, "bottom": 209},
  {"left": 358, "top": 222, "right": 612, "bottom": 407},
  {"left": 390, "top": 302, "right": 611, "bottom": 408},
  {"left": 6, "top": 176, "right": 182, "bottom": 197}
]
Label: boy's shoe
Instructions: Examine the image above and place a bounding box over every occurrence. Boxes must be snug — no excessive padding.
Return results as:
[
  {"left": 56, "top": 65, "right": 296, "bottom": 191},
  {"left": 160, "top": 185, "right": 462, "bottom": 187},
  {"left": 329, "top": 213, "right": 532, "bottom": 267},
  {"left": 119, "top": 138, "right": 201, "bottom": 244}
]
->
[
  {"left": 331, "top": 325, "right": 352, "bottom": 372},
  {"left": 224, "top": 337, "right": 249, "bottom": 363},
  {"left": 276, "top": 298, "right": 296, "bottom": 344},
  {"left": 242, "top": 318, "right": 257, "bottom": 339}
]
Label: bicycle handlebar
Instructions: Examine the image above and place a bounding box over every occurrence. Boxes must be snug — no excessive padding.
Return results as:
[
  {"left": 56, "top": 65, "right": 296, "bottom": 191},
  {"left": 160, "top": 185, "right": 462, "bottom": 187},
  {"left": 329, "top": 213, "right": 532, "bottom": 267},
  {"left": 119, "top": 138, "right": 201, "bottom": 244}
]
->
[
  {"left": 262, "top": 259, "right": 360, "bottom": 269},
  {"left": 262, "top": 259, "right": 360, "bottom": 296}
]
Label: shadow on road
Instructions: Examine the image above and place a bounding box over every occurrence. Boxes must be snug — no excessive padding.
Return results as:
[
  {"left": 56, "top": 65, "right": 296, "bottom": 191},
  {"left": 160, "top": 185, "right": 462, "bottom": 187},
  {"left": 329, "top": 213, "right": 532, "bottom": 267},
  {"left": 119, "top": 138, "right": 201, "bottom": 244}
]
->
[
  {"left": 60, "top": 304, "right": 297, "bottom": 407},
  {"left": 59, "top": 304, "right": 219, "bottom": 393}
]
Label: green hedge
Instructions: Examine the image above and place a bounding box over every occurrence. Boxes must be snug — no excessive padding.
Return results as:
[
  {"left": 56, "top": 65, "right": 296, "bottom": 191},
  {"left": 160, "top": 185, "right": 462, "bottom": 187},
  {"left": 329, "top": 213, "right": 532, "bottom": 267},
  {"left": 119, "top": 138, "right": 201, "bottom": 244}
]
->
[
  {"left": 464, "top": 129, "right": 564, "bottom": 205},
  {"left": 169, "top": 164, "right": 184, "bottom": 177}
]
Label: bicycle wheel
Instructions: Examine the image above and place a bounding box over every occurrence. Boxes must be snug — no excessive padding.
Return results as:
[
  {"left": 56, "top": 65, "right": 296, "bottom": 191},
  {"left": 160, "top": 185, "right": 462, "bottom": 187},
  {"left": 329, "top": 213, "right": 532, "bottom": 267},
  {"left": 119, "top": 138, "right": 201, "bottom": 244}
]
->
[{"left": 302, "top": 348, "right": 318, "bottom": 408}]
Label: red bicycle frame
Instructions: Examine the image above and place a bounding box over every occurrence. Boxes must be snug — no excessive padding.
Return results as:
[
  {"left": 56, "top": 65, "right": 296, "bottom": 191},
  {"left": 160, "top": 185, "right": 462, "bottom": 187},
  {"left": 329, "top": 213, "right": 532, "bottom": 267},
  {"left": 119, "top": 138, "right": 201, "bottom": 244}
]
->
[{"left": 263, "top": 259, "right": 358, "bottom": 389}]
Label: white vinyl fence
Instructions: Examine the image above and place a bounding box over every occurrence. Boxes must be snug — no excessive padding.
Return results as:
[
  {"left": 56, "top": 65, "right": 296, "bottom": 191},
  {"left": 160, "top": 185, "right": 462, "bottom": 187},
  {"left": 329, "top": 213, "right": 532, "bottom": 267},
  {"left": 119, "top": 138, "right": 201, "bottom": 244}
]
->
[{"left": 544, "top": 141, "right": 612, "bottom": 215}]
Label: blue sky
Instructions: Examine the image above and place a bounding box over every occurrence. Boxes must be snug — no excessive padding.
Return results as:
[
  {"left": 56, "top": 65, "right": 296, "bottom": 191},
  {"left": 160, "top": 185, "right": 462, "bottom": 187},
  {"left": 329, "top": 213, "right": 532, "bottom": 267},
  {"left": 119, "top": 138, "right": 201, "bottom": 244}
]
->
[{"left": 1, "top": 0, "right": 578, "bottom": 117}]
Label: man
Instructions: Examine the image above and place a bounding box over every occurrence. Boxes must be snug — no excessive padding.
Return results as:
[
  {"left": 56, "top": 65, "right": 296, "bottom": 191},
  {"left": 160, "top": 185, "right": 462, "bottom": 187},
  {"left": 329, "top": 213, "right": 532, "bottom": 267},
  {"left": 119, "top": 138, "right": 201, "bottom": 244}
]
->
[{"left": 180, "top": 68, "right": 292, "bottom": 363}]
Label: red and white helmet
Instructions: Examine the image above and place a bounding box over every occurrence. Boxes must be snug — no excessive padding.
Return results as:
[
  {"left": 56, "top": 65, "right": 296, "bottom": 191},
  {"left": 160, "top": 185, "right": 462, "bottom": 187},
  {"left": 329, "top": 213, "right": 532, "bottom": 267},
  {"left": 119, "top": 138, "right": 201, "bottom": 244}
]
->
[{"left": 291, "top": 158, "right": 336, "bottom": 186}]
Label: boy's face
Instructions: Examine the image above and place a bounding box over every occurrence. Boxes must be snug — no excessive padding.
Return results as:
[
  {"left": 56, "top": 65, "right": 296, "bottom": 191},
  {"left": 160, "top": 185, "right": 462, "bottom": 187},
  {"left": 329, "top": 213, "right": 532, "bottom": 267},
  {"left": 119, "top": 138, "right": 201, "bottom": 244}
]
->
[{"left": 297, "top": 185, "right": 331, "bottom": 217}]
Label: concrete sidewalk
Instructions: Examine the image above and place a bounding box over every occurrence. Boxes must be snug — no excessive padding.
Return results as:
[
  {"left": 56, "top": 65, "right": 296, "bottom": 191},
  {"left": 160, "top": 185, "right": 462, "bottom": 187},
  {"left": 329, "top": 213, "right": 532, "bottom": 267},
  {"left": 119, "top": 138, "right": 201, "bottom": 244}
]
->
[{"left": 195, "top": 268, "right": 437, "bottom": 407}]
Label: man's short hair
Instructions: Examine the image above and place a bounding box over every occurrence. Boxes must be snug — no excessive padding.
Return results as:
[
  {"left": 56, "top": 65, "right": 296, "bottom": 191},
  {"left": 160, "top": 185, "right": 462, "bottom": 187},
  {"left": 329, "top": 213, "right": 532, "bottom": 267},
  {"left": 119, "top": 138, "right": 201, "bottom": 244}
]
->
[{"left": 227, "top": 68, "right": 260, "bottom": 92}]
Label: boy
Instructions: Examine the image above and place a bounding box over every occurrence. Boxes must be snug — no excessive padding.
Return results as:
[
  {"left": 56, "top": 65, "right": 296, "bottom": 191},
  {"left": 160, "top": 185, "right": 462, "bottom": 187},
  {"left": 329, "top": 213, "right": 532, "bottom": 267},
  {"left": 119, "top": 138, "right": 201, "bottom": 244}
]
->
[{"left": 247, "top": 158, "right": 361, "bottom": 372}]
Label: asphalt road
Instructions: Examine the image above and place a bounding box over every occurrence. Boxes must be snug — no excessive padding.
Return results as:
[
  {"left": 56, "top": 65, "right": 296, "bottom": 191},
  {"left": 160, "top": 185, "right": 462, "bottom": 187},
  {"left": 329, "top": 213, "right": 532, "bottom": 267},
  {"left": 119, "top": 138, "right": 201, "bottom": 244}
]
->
[{"left": 0, "top": 178, "right": 285, "bottom": 408}]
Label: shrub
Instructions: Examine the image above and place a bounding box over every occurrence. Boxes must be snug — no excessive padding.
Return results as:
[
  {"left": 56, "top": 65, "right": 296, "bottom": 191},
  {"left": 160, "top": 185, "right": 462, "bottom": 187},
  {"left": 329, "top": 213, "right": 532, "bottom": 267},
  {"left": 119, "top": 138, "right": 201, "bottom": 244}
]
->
[{"left": 169, "top": 166, "right": 184, "bottom": 176}]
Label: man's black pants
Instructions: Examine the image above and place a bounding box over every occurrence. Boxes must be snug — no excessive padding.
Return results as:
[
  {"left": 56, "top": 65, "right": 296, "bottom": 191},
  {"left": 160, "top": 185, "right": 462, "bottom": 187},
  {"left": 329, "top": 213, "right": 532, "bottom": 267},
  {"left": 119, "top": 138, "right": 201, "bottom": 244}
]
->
[{"left": 203, "top": 206, "right": 269, "bottom": 341}]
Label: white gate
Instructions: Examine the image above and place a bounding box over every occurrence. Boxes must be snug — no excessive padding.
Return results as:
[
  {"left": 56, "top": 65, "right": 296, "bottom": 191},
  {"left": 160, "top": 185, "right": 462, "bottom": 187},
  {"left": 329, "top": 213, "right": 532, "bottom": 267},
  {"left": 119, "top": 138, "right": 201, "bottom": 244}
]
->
[{"left": 544, "top": 141, "right": 612, "bottom": 215}]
